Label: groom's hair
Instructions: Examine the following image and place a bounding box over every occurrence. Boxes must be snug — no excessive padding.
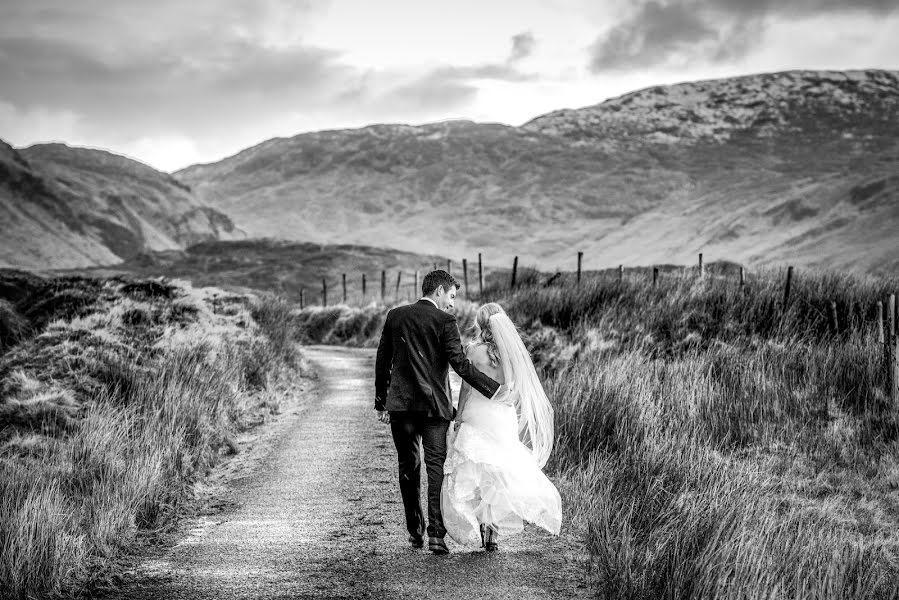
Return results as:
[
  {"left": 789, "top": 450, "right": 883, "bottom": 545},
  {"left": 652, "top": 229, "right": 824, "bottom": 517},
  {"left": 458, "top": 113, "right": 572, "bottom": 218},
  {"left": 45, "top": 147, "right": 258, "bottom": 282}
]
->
[{"left": 422, "top": 270, "right": 459, "bottom": 296}]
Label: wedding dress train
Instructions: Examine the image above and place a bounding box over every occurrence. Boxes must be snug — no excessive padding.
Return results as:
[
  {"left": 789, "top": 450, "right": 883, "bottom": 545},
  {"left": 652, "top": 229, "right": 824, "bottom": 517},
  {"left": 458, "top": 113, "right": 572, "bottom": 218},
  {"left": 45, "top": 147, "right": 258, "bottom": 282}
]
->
[{"left": 441, "top": 384, "right": 562, "bottom": 547}]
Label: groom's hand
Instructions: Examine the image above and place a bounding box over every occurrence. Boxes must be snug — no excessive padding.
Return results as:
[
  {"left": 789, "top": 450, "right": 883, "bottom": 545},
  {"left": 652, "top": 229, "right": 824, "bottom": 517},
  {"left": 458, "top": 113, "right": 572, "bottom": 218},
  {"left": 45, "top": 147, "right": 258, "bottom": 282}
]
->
[{"left": 376, "top": 410, "right": 391, "bottom": 424}]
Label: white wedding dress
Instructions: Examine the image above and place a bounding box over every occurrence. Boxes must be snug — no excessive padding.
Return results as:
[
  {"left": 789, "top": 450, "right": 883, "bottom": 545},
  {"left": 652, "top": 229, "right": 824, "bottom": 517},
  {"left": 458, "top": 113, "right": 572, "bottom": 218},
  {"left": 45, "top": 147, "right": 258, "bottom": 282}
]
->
[{"left": 441, "top": 322, "right": 562, "bottom": 548}]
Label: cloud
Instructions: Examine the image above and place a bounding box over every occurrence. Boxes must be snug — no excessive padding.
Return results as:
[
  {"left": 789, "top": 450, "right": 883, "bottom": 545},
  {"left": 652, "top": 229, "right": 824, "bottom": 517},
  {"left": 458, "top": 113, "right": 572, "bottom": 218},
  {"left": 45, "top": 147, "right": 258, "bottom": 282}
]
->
[
  {"left": 509, "top": 31, "right": 537, "bottom": 62},
  {"left": 0, "top": 101, "right": 83, "bottom": 144},
  {"left": 588, "top": 0, "right": 899, "bottom": 72},
  {"left": 372, "top": 73, "right": 479, "bottom": 114},
  {"left": 0, "top": 1, "right": 544, "bottom": 167},
  {"left": 437, "top": 63, "right": 535, "bottom": 83},
  {"left": 0, "top": 0, "right": 362, "bottom": 150},
  {"left": 337, "top": 32, "right": 539, "bottom": 119},
  {"left": 334, "top": 63, "right": 533, "bottom": 121},
  {"left": 590, "top": 3, "right": 718, "bottom": 72},
  {"left": 697, "top": 0, "right": 899, "bottom": 19},
  {"left": 0, "top": 35, "right": 359, "bottom": 142}
]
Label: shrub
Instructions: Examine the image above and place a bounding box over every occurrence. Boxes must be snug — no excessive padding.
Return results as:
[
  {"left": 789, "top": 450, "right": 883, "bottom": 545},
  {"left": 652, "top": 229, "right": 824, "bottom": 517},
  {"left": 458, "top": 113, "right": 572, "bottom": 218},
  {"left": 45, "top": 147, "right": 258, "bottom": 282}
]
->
[
  {"left": 120, "top": 307, "right": 152, "bottom": 327},
  {"left": 0, "top": 300, "right": 29, "bottom": 352},
  {"left": 119, "top": 280, "right": 177, "bottom": 300},
  {"left": 249, "top": 294, "right": 299, "bottom": 363},
  {"left": 292, "top": 299, "right": 480, "bottom": 348}
]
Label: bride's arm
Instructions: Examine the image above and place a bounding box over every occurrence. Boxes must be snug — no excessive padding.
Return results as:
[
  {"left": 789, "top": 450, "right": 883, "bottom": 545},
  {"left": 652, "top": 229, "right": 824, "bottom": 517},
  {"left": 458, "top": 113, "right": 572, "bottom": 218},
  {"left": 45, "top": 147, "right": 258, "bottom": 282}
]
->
[{"left": 455, "top": 345, "right": 475, "bottom": 424}]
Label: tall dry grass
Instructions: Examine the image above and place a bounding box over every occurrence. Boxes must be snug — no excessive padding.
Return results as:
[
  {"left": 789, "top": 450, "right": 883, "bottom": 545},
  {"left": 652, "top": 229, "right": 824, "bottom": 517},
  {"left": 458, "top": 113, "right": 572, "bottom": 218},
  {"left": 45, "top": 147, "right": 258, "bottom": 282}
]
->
[
  {"left": 550, "top": 341, "right": 899, "bottom": 599},
  {"left": 495, "top": 265, "right": 895, "bottom": 350},
  {"left": 292, "top": 299, "right": 479, "bottom": 347},
  {"left": 0, "top": 274, "right": 306, "bottom": 599},
  {"left": 525, "top": 267, "right": 899, "bottom": 599},
  {"left": 294, "top": 265, "right": 899, "bottom": 598}
]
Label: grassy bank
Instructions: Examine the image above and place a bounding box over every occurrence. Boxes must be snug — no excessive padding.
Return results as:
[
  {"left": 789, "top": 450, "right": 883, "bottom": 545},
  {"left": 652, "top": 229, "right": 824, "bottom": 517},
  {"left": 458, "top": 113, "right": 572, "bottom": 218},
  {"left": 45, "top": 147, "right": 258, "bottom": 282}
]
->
[
  {"left": 295, "top": 265, "right": 899, "bottom": 599},
  {"left": 290, "top": 299, "right": 479, "bottom": 348},
  {"left": 0, "top": 271, "right": 307, "bottom": 599},
  {"left": 551, "top": 337, "right": 898, "bottom": 598}
]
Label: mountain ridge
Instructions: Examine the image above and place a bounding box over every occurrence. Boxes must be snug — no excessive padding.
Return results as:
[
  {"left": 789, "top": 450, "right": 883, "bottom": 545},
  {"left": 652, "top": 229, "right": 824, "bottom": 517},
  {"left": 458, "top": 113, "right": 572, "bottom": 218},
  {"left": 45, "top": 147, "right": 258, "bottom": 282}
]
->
[
  {"left": 0, "top": 141, "right": 242, "bottom": 269},
  {"left": 174, "top": 69, "right": 899, "bottom": 275},
  {"left": 524, "top": 69, "right": 899, "bottom": 145},
  {"left": 3, "top": 69, "right": 896, "bottom": 276}
]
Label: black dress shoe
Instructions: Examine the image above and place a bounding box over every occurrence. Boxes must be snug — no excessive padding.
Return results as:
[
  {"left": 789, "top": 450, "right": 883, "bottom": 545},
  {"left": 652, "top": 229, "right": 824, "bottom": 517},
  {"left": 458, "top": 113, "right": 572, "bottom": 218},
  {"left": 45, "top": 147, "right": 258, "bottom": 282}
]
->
[
  {"left": 408, "top": 534, "right": 424, "bottom": 548},
  {"left": 428, "top": 536, "right": 449, "bottom": 554}
]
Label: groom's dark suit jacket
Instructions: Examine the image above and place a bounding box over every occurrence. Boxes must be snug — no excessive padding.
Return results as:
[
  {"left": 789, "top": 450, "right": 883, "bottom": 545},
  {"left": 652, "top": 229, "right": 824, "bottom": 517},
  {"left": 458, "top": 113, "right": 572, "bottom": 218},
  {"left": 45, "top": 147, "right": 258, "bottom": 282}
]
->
[{"left": 375, "top": 299, "right": 500, "bottom": 421}]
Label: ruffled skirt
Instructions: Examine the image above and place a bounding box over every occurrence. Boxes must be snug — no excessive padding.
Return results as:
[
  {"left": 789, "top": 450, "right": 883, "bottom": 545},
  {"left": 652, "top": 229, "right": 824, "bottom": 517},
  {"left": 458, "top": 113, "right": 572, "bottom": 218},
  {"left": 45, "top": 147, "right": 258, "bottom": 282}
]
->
[{"left": 441, "top": 395, "right": 562, "bottom": 547}]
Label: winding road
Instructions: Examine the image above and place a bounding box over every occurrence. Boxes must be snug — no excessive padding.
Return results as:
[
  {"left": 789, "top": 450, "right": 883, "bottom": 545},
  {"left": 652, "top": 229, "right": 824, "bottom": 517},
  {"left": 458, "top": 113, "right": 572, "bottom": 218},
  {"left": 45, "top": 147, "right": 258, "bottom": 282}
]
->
[{"left": 104, "top": 346, "right": 589, "bottom": 599}]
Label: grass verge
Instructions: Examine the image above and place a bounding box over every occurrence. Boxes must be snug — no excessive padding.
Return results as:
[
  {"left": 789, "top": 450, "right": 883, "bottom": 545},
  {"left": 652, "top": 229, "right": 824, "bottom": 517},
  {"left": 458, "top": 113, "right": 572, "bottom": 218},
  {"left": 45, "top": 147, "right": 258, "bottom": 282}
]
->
[{"left": 0, "top": 271, "right": 307, "bottom": 599}]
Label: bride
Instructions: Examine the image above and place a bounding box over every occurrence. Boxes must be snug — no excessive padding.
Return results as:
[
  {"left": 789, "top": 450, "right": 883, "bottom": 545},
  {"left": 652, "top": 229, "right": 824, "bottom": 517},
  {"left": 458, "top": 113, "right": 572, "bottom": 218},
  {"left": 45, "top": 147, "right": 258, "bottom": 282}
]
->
[{"left": 441, "top": 302, "right": 562, "bottom": 551}]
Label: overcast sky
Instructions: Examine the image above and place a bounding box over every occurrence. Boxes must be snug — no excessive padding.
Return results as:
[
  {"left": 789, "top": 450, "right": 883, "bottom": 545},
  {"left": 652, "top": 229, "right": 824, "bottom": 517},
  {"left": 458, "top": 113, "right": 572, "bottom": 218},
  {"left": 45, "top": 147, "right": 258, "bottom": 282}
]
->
[{"left": 1, "top": 0, "right": 897, "bottom": 172}]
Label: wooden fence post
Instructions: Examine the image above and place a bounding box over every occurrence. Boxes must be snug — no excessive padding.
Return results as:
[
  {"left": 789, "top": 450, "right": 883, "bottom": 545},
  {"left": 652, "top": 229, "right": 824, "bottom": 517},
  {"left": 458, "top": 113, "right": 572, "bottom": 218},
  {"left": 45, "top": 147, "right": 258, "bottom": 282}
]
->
[
  {"left": 887, "top": 294, "right": 895, "bottom": 394},
  {"left": 342, "top": 273, "right": 347, "bottom": 304},
  {"left": 478, "top": 253, "right": 484, "bottom": 300},
  {"left": 784, "top": 266, "right": 794, "bottom": 308},
  {"left": 577, "top": 251, "right": 583, "bottom": 286},
  {"left": 890, "top": 295, "right": 896, "bottom": 341},
  {"left": 829, "top": 301, "right": 839, "bottom": 335},
  {"left": 462, "top": 259, "right": 469, "bottom": 299},
  {"left": 893, "top": 337, "right": 899, "bottom": 406},
  {"left": 698, "top": 253, "right": 704, "bottom": 279},
  {"left": 889, "top": 294, "right": 898, "bottom": 404},
  {"left": 322, "top": 278, "right": 328, "bottom": 308},
  {"left": 433, "top": 262, "right": 437, "bottom": 272},
  {"left": 618, "top": 265, "right": 624, "bottom": 282},
  {"left": 447, "top": 259, "right": 452, "bottom": 275},
  {"left": 877, "top": 301, "right": 884, "bottom": 344},
  {"left": 395, "top": 271, "right": 402, "bottom": 300},
  {"left": 381, "top": 270, "right": 386, "bottom": 303},
  {"left": 299, "top": 288, "right": 305, "bottom": 310},
  {"left": 740, "top": 267, "right": 745, "bottom": 287},
  {"left": 414, "top": 270, "right": 419, "bottom": 298},
  {"left": 653, "top": 267, "right": 659, "bottom": 287},
  {"left": 511, "top": 256, "right": 518, "bottom": 290},
  {"left": 362, "top": 274, "right": 366, "bottom": 300}
]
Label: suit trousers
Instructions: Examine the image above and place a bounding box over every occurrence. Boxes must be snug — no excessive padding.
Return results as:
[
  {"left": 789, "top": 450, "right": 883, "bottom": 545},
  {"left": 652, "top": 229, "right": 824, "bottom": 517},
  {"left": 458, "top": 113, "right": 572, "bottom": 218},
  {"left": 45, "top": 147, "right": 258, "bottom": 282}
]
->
[{"left": 389, "top": 412, "right": 450, "bottom": 539}]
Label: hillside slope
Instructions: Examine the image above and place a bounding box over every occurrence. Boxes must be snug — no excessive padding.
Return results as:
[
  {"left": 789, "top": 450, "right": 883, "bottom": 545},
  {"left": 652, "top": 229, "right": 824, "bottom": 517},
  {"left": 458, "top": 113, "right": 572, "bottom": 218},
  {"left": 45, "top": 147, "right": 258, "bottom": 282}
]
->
[
  {"left": 0, "top": 141, "right": 241, "bottom": 269},
  {"left": 176, "top": 69, "right": 899, "bottom": 274},
  {"left": 59, "top": 239, "right": 457, "bottom": 303}
]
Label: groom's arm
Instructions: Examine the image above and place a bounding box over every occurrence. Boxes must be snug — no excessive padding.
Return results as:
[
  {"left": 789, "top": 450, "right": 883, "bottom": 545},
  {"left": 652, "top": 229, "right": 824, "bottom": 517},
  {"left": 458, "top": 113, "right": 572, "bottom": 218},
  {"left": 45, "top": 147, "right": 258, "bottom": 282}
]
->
[
  {"left": 441, "top": 317, "right": 501, "bottom": 400},
  {"left": 374, "top": 311, "right": 393, "bottom": 410}
]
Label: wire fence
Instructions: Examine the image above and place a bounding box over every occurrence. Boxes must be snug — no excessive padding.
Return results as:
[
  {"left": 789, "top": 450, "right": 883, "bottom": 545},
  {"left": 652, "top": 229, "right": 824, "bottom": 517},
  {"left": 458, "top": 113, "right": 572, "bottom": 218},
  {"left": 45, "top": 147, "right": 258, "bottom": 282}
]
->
[{"left": 302, "top": 251, "right": 899, "bottom": 404}]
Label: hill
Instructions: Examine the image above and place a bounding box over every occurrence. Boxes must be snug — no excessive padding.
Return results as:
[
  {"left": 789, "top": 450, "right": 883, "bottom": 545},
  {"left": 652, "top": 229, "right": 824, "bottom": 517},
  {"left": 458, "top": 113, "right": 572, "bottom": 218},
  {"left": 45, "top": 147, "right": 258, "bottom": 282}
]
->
[
  {"left": 0, "top": 141, "right": 241, "bottom": 270},
  {"left": 59, "top": 239, "right": 461, "bottom": 303},
  {"left": 176, "top": 69, "right": 899, "bottom": 275}
]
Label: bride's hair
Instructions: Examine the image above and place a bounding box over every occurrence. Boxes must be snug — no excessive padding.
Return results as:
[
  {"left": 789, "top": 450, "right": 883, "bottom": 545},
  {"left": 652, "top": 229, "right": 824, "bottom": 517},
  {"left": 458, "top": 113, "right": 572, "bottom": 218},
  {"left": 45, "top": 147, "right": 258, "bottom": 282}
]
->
[
  {"left": 474, "top": 303, "right": 506, "bottom": 367},
  {"left": 474, "top": 301, "right": 555, "bottom": 467}
]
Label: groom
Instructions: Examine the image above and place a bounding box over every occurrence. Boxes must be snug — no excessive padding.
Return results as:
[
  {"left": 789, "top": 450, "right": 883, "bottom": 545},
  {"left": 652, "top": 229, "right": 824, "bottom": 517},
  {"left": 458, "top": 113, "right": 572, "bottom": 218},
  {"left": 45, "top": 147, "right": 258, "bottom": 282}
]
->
[{"left": 375, "top": 270, "right": 507, "bottom": 554}]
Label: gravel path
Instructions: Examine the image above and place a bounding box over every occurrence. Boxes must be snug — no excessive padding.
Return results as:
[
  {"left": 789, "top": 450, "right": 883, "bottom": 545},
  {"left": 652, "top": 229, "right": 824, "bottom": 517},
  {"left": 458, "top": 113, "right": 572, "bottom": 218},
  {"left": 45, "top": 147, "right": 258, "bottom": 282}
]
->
[{"left": 103, "top": 346, "right": 589, "bottom": 599}]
